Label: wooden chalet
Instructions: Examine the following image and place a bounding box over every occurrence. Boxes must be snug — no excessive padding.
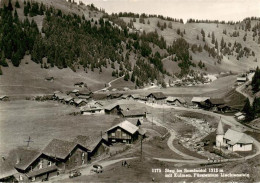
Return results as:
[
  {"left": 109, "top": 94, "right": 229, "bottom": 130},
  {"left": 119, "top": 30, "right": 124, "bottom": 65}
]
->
[
  {"left": 147, "top": 92, "right": 166, "bottom": 104},
  {"left": 191, "top": 97, "right": 210, "bottom": 109},
  {"left": 208, "top": 98, "right": 225, "bottom": 111},
  {"left": 106, "top": 120, "right": 139, "bottom": 143},
  {"left": 217, "top": 104, "right": 231, "bottom": 113},
  {"left": 166, "top": 97, "right": 186, "bottom": 106},
  {"left": 107, "top": 93, "right": 123, "bottom": 99},
  {"left": 42, "top": 139, "right": 89, "bottom": 170},
  {"left": 73, "top": 135, "right": 110, "bottom": 160},
  {"left": 7, "top": 147, "right": 58, "bottom": 182},
  {"left": 74, "top": 82, "right": 85, "bottom": 88},
  {"left": 104, "top": 103, "right": 120, "bottom": 114},
  {"left": 80, "top": 106, "right": 104, "bottom": 115}
]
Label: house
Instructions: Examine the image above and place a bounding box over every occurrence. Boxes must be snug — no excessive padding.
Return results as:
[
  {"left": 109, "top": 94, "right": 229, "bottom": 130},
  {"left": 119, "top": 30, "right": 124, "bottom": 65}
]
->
[
  {"left": 217, "top": 104, "right": 231, "bottom": 113},
  {"left": 147, "top": 92, "right": 166, "bottom": 103},
  {"left": 120, "top": 108, "right": 147, "bottom": 118},
  {"left": 77, "top": 90, "right": 93, "bottom": 98},
  {"left": 234, "top": 112, "right": 246, "bottom": 121},
  {"left": 42, "top": 139, "right": 89, "bottom": 170},
  {"left": 74, "top": 82, "right": 85, "bottom": 88},
  {"left": 107, "top": 93, "right": 123, "bottom": 99},
  {"left": 74, "top": 99, "right": 87, "bottom": 107},
  {"left": 106, "top": 120, "right": 139, "bottom": 143},
  {"left": 127, "top": 94, "right": 141, "bottom": 100},
  {"left": 216, "top": 120, "right": 253, "bottom": 151},
  {"left": 208, "top": 98, "right": 225, "bottom": 111},
  {"left": 0, "top": 159, "right": 18, "bottom": 182},
  {"left": 0, "top": 95, "right": 9, "bottom": 101},
  {"left": 237, "top": 77, "right": 247, "bottom": 84},
  {"left": 166, "top": 97, "right": 186, "bottom": 106},
  {"left": 104, "top": 103, "right": 120, "bottom": 114},
  {"left": 73, "top": 135, "right": 110, "bottom": 160},
  {"left": 80, "top": 106, "right": 104, "bottom": 115},
  {"left": 64, "top": 96, "right": 74, "bottom": 105},
  {"left": 7, "top": 147, "right": 58, "bottom": 182},
  {"left": 191, "top": 97, "right": 210, "bottom": 108}
]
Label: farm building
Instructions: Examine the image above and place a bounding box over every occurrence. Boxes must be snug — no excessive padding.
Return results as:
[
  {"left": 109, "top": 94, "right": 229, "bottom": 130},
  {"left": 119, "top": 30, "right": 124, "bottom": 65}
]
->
[
  {"left": 104, "top": 103, "right": 120, "bottom": 115},
  {"left": 237, "top": 77, "right": 247, "bottom": 84},
  {"left": 234, "top": 112, "right": 246, "bottom": 121},
  {"left": 166, "top": 97, "right": 186, "bottom": 106},
  {"left": 42, "top": 139, "right": 89, "bottom": 170},
  {"left": 107, "top": 93, "right": 123, "bottom": 99},
  {"left": 217, "top": 104, "right": 232, "bottom": 113},
  {"left": 0, "top": 95, "right": 9, "bottom": 101},
  {"left": 77, "top": 90, "right": 93, "bottom": 98},
  {"left": 7, "top": 147, "right": 58, "bottom": 182},
  {"left": 0, "top": 159, "right": 18, "bottom": 182},
  {"left": 208, "top": 98, "right": 225, "bottom": 111},
  {"left": 80, "top": 106, "right": 104, "bottom": 115},
  {"left": 191, "top": 97, "right": 210, "bottom": 109},
  {"left": 216, "top": 120, "right": 253, "bottom": 151},
  {"left": 147, "top": 92, "right": 166, "bottom": 104},
  {"left": 74, "top": 99, "right": 88, "bottom": 107},
  {"left": 74, "top": 82, "right": 85, "bottom": 88},
  {"left": 73, "top": 135, "right": 110, "bottom": 160},
  {"left": 106, "top": 120, "right": 139, "bottom": 143},
  {"left": 120, "top": 108, "right": 147, "bottom": 118},
  {"left": 64, "top": 96, "right": 74, "bottom": 105}
]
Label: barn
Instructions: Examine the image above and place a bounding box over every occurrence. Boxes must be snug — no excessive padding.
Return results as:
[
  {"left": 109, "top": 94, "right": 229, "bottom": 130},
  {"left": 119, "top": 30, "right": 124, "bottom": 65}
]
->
[
  {"left": 73, "top": 135, "right": 110, "bottom": 160},
  {"left": 106, "top": 120, "right": 139, "bottom": 144},
  {"left": 147, "top": 92, "right": 166, "bottom": 104},
  {"left": 42, "top": 139, "right": 89, "bottom": 170}
]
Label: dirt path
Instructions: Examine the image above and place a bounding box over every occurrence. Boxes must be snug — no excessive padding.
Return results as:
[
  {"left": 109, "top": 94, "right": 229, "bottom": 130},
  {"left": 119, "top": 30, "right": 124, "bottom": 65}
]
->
[
  {"left": 94, "top": 75, "right": 124, "bottom": 93},
  {"left": 236, "top": 73, "right": 254, "bottom": 104}
]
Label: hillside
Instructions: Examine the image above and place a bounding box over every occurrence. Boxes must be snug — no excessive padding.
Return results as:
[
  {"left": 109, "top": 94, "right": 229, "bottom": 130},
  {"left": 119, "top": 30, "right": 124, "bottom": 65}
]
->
[{"left": 0, "top": 0, "right": 260, "bottom": 92}]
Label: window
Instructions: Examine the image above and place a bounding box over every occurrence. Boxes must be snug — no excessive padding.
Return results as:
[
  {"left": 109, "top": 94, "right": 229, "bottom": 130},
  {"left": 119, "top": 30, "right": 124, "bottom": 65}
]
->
[
  {"left": 48, "top": 161, "right": 52, "bottom": 167},
  {"left": 122, "top": 133, "right": 126, "bottom": 137},
  {"left": 112, "top": 139, "right": 116, "bottom": 142},
  {"left": 111, "top": 133, "right": 115, "bottom": 136},
  {"left": 117, "top": 129, "right": 121, "bottom": 132},
  {"left": 82, "top": 153, "right": 85, "bottom": 157},
  {"left": 123, "top": 140, "right": 126, "bottom": 143},
  {"left": 39, "top": 160, "right": 43, "bottom": 169},
  {"left": 31, "top": 177, "right": 35, "bottom": 181},
  {"left": 19, "top": 175, "right": 23, "bottom": 181}
]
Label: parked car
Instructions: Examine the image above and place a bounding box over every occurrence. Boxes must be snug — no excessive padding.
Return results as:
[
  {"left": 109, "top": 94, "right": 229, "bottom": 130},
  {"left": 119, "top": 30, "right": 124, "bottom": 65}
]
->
[
  {"left": 91, "top": 164, "right": 103, "bottom": 173},
  {"left": 69, "top": 170, "right": 82, "bottom": 178}
]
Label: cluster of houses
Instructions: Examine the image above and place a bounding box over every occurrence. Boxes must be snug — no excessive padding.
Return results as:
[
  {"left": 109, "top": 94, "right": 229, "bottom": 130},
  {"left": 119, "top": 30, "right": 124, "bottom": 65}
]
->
[
  {"left": 191, "top": 97, "right": 233, "bottom": 113},
  {"left": 216, "top": 120, "right": 253, "bottom": 152},
  {"left": 0, "top": 119, "right": 146, "bottom": 182}
]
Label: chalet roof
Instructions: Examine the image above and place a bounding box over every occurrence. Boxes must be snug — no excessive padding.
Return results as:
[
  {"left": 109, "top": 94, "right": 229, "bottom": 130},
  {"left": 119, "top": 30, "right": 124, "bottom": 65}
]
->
[
  {"left": 237, "top": 77, "right": 247, "bottom": 81},
  {"left": 234, "top": 112, "right": 244, "bottom": 117},
  {"left": 80, "top": 106, "right": 103, "bottom": 112},
  {"left": 0, "top": 160, "right": 18, "bottom": 180},
  {"left": 119, "top": 104, "right": 139, "bottom": 111},
  {"left": 78, "top": 90, "right": 92, "bottom": 96},
  {"left": 104, "top": 103, "right": 119, "bottom": 111},
  {"left": 216, "top": 119, "right": 224, "bottom": 135},
  {"left": 107, "top": 93, "right": 123, "bottom": 98},
  {"left": 128, "top": 94, "right": 141, "bottom": 99},
  {"left": 209, "top": 98, "right": 225, "bottom": 105},
  {"left": 7, "top": 147, "right": 41, "bottom": 171},
  {"left": 107, "top": 120, "right": 139, "bottom": 135},
  {"left": 64, "top": 96, "right": 74, "bottom": 102},
  {"left": 26, "top": 165, "right": 58, "bottom": 178},
  {"left": 0, "top": 95, "right": 8, "bottom": 99},
  {"left": 147, "top": 92, "right": 166, "bottom": 99},
  {"left": 42, "top": 139, "right": 84, "bottom": 160},
  {"left": 74, "top": 99, "right": 87, "bottom": 105},
  {"left": 121, "top": 108, "right": 146, "bottom": 117},
  {"left": 55, "top": 93, "right": 67, "bottom": 100},
  {"left": 71, "top": 89, "right": 79, "bottom": 93},
  {"left": 138, "top": 128, "right": 147, "bottom": 136},
  {"left": 224, "top": 129, "right": 253, "bottom": 145},
  {"left": 74, "top": 82, "right": 84, "bottom": 85},
  {"left": 191, "top": 97, "right": 210, "bottom": 103},
  {"left": 73, "top": 135, "right": 108, "bottom": 152},
  {"left": 217, "top": 104, "right": 230, "bottom": 109},
  {"left": 166, "top": 97, "right": 186, "bottom": 104}
]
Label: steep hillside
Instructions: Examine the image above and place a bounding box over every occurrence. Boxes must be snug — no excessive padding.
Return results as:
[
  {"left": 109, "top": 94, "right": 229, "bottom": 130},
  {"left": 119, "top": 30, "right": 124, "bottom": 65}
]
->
[{"left": 0, "top": 0, "right": 260, "bottom": 92}]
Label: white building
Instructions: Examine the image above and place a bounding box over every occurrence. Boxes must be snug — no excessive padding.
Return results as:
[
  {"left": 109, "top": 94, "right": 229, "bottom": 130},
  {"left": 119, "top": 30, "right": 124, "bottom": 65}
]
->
[{"left": 216, "top": 120, "right": 253, "bottom": 152}]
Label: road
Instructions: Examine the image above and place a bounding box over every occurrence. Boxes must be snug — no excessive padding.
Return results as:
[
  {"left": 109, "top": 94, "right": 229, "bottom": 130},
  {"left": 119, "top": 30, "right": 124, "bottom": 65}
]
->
[
  {"left": 93, "top": 75, "right": 124, "bottom": 93},
  {"left": 236, "top": 73, "right": 254, "bottom": 104},
  {"left": 49, "top": 157, "right": 136, "bottom": 182}
]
